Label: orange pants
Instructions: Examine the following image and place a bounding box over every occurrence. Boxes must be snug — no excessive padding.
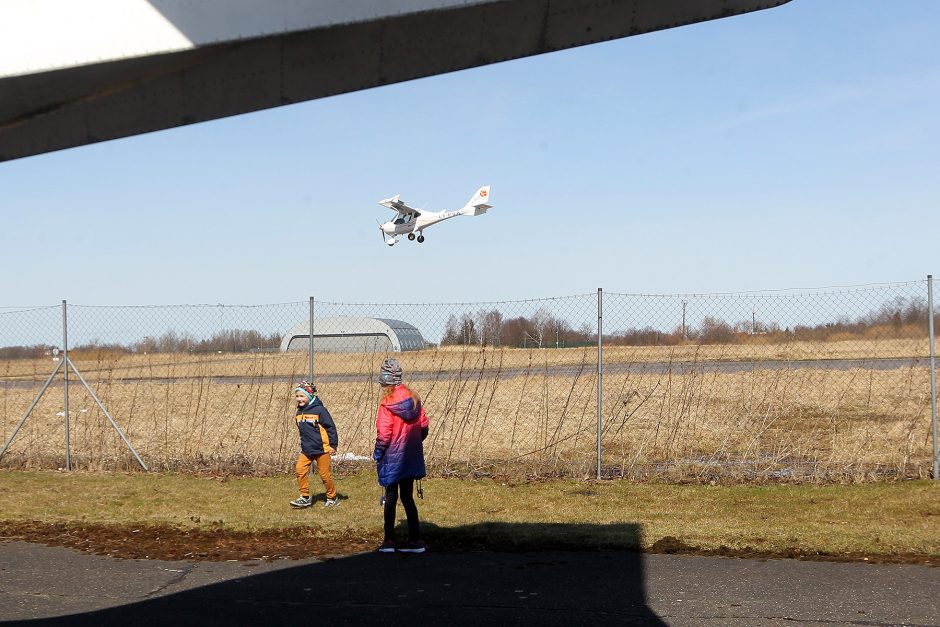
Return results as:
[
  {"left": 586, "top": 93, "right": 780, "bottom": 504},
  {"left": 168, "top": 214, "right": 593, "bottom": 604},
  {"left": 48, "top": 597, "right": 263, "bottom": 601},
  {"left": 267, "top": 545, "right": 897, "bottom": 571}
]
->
[{"left": 295, "top": 452, "right": 336, "bottom": 499}]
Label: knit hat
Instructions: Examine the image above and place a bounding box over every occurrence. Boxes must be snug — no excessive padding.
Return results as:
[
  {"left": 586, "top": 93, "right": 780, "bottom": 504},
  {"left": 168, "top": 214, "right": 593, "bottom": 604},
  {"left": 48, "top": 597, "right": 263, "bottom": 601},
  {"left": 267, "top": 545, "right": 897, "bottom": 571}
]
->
[
  {"left": 379, "top": 358, "right": 402, "bottom": 387},
  {"left": 294, "top": 380, "right": 317, "bottom": 403}
]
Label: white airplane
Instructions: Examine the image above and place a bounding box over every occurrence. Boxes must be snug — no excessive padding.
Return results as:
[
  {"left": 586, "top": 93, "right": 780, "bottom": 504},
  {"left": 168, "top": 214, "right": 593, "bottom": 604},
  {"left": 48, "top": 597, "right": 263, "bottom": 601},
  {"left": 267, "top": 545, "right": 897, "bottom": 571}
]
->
[{"left": 378, "top": 185, "right": 492, "bottom": 246}]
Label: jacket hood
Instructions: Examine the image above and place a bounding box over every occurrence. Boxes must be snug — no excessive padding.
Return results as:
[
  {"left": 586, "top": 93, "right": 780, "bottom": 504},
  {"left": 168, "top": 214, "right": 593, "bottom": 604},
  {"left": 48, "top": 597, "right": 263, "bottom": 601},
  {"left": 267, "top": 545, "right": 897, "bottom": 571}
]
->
[{"left": 384, "top": 388, "right": 422, "bottom": 422}]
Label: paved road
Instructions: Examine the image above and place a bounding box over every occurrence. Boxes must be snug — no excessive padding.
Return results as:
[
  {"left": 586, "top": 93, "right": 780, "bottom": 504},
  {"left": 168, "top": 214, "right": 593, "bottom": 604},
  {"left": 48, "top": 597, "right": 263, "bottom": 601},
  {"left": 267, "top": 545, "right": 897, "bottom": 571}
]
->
[
  {"left": 1, "top": 542, "right": 937, "bottom": 626},
  {"left": 0, "top": 357, "right": 929, "bottom": 389}
]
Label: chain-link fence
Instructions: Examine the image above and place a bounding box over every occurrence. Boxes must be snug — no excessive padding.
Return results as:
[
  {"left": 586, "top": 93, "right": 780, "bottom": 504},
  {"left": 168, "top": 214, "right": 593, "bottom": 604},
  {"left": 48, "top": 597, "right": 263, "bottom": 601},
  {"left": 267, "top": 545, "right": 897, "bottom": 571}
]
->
[
  {"left": 1, "top": 279, "right": 937, "bottom": 481},
  {"left": 603, "top": 282, "right": 937, "bottom": 481}
]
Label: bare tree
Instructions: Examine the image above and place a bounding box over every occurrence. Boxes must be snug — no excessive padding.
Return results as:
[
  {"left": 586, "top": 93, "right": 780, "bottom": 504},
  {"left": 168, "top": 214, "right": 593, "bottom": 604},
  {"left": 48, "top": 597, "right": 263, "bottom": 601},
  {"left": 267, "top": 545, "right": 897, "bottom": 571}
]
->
[{"left": 476, "top": 309, "right": 504, "bottom": 347}]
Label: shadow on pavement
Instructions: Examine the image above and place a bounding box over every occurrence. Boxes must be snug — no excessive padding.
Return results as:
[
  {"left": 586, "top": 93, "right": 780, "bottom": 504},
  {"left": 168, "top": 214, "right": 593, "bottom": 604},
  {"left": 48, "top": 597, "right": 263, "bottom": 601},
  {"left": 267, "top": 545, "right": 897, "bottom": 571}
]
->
[{"left": 12, "top": 522, "right": 665, "bottom": 626}]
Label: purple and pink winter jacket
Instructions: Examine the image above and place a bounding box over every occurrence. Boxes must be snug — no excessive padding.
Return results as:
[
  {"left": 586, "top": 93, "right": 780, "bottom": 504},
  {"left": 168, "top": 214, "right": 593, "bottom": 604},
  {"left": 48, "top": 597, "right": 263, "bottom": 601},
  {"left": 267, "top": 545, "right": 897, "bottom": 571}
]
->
[{"left": 373, "top": 385, "right": 429, "bottom": 487}]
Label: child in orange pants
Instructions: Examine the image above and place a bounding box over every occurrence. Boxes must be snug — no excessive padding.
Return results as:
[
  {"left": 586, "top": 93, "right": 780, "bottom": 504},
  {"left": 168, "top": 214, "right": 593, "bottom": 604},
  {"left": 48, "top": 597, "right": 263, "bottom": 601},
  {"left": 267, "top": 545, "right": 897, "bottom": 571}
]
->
[{"left": 290, "top": 381, "right": 339, "bottom": 508}]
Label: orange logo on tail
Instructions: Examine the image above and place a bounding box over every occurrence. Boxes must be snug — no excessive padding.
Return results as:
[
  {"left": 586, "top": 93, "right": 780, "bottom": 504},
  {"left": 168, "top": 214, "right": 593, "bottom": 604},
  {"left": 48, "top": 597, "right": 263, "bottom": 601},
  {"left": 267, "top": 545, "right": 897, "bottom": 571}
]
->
[{"left": 480, "top": 189, "right": 488, "bottom": 197}]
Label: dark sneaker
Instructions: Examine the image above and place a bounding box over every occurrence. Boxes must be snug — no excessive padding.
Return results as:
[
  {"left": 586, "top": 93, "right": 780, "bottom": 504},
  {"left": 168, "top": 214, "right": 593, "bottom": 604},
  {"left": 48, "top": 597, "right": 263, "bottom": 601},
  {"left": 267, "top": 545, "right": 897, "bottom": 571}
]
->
[
  {"left": 397, "top": 540, "right": 426, "bottom": 554},
  {"left": 378, "top": 540, "right": 397, "bottom": 553},
  {"left": 289, "top": 495, "right": 312, "bottom": 508},
  {"left": 324, "top": 498, "right": 339, "bottom": 507}
]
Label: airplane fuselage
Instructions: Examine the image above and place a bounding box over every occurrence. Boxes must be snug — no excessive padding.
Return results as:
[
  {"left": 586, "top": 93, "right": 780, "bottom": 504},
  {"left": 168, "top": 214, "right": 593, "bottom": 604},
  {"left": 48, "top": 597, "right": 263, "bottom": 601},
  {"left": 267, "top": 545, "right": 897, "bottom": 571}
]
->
[{"left": 381, "top": 209, "right": 462, "bottom": 236}]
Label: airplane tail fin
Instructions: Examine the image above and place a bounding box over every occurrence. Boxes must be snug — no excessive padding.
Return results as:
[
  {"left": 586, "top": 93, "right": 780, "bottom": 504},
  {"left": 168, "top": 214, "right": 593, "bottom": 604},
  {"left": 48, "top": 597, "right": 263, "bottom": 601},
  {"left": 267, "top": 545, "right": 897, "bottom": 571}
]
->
[{"left": 459, "top": 185, "right": 492, "bottom": 216}]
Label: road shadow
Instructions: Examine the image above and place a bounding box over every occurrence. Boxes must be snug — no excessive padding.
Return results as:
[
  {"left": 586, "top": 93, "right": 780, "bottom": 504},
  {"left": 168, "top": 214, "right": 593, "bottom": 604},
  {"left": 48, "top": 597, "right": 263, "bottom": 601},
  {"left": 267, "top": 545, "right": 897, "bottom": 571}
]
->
[
  {"left": 419, "top": 519, "right": 644, "bottom": 552},
  {"left": 11, "top": 522, "right": 665, "bottom": 626}
]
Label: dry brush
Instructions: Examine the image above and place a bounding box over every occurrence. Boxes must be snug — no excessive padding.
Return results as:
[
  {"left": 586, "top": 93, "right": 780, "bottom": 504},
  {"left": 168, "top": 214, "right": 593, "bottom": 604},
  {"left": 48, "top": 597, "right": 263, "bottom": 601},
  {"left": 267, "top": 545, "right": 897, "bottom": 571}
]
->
[{"left": 0, "top": 341, "right": 935, "bottom": 481}]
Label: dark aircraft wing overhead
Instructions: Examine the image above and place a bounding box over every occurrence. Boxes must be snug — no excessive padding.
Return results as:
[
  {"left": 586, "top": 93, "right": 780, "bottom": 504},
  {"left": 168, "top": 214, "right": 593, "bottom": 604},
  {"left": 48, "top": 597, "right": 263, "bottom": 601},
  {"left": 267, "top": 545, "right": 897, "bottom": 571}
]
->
[{"left": 0, "top": 0, "right": 792, "bottom": 162}]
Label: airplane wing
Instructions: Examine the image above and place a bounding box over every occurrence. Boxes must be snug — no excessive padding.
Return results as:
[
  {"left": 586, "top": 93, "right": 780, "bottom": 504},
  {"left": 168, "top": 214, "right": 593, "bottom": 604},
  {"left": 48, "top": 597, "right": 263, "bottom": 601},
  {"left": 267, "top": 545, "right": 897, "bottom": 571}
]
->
[{"left": 378, "top": 194, "right": 421, "bottom": 216}]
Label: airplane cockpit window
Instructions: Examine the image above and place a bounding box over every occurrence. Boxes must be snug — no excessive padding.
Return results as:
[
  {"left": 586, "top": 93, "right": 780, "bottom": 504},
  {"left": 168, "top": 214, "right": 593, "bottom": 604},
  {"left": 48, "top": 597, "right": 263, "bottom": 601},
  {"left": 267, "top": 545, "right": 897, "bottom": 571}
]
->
[{"left": 394, "top": 216, "right": 406, "bottom": 225}]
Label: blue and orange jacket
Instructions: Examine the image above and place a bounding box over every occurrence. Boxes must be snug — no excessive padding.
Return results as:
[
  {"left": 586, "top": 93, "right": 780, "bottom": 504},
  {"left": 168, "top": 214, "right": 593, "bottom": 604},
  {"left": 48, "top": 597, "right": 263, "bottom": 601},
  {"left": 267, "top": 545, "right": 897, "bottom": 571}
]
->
[
  {"left": 296, "top": 396, "right": 338, "bottom": 457},
  {"left": 373, "top": 384, "right": 429, "bottom": 486}
]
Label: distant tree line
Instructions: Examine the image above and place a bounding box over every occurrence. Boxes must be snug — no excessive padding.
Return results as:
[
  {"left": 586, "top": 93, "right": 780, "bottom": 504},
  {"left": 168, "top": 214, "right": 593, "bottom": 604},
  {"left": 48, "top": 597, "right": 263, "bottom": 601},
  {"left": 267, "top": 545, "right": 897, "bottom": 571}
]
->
[
  {"left": 0, "top": 344, "right": 55, "bottom": 360},
  {"left": 613, "top": 296, "right": 931, "bottom": 346},
  {"left": 0, "top": 297, "right": 932, "bottom": 358},
  {"left": 441, "top": 297, "right": 932, "bottom": 348},
  {"left": 0, "top": 329, "right": 282, "bottom": 360},
  {"left": 131, "top": 329, "right": 282, "bottom": 354},
  {"left": 442, "top": 308, "right": 594, "bottom": 348}
]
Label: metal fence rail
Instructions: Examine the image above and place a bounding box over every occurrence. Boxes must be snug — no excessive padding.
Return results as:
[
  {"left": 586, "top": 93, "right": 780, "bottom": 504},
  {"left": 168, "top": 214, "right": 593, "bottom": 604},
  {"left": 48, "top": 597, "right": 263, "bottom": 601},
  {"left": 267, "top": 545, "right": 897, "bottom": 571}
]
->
[{"left": 0, "top": 279, "right": 937, "bottom": 481}]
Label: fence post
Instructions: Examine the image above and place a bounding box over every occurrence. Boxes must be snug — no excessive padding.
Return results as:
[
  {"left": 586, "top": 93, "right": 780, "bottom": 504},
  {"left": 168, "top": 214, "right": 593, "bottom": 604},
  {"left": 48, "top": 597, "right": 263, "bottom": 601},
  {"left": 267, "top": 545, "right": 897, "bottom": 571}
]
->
[
  {"left": 62, "top": 299, "right": 71, "bottom": 471},
  {"left": 928, "top": 275, "right": 938, "bottom": 480},
  {"left": 307, "top": 296, "right": 316, "bottom": 385},
  {"left": 597, "top": 287, "right": 603, "bottom": 480}
]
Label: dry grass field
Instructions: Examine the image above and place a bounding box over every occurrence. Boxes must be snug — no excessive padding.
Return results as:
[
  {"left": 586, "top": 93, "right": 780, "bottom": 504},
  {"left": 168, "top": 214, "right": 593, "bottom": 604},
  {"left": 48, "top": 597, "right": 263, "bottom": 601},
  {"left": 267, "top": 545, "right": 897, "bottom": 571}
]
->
[{"left": 0, "top": 340, "right": 935, "bottom": 481}]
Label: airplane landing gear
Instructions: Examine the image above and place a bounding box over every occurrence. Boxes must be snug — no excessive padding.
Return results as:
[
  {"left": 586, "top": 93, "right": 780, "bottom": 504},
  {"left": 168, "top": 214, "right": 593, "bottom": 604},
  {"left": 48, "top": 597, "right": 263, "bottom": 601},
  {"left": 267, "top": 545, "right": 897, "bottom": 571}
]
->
[
  {"left": 407, "top": 233, "right": 416, "bottom": 241},
  {"left": 417, "top": 234, "right": 425, "bottom": 243}
]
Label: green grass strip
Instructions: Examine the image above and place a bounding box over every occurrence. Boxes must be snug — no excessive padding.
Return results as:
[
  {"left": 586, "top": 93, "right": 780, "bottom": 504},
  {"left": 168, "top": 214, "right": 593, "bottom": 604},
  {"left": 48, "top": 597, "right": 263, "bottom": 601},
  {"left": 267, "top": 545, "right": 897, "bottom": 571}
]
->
[{"left": 1, "top": 470, "right": 936, "bottom": 560}]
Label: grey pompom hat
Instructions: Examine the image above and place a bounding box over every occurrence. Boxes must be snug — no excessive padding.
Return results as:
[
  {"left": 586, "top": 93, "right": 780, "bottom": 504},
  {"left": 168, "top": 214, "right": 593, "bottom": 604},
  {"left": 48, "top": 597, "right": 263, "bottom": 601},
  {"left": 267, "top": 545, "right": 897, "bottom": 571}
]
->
[{"left": 379, "top": 358, "right": 403, "bottom": 386}]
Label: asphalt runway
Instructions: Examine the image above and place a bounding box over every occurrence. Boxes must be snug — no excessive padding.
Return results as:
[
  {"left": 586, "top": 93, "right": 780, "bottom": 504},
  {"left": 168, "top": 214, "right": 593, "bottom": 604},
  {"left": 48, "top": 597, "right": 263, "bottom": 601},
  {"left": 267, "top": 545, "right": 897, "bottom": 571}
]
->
[
  {"left": 0, "top": 357, "right": 929, "bottom": 390},
  {"left": 1, "top": 541, "right": 937, "bottom": 626}
]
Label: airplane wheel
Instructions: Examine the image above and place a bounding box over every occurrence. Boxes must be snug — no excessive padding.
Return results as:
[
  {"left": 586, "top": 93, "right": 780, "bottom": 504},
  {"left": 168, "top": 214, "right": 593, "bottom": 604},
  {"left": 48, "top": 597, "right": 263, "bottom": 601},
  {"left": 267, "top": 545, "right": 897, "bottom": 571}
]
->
[
  {"left": 417, "top": 235, "right": 425, "bottom": 243},
  {"left": 408, "top": 233, "right": 416, "bottom": 241}
]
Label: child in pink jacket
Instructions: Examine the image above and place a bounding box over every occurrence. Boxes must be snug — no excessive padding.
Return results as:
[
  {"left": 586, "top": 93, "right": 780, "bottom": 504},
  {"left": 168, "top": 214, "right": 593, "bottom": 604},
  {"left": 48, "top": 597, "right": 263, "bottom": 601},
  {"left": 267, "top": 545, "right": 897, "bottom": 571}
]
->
[{"left": 373, "top": 358, "right": 429, "bottom": 553}]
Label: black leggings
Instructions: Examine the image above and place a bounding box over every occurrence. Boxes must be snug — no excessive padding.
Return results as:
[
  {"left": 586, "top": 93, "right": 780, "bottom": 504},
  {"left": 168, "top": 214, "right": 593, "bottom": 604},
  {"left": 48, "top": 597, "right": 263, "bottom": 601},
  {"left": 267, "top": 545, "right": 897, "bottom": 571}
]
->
[{"left": 384, "top": 479, "right": 420, "bottom": 541}]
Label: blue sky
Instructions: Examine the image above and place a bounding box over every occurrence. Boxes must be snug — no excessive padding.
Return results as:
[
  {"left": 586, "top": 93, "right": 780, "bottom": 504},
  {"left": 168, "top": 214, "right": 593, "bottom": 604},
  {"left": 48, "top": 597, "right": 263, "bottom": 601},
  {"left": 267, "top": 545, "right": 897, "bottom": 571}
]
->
[{"left": 1, "top": 0, "right": 938, "bottom": 306}]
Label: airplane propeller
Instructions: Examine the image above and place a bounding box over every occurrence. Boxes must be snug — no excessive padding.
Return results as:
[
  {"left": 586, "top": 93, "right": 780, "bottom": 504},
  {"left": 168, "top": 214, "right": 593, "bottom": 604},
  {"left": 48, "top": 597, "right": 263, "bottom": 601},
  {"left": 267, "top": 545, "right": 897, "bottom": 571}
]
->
[{"left": 377, "top": 219, "right": 397, "bottom": 246}]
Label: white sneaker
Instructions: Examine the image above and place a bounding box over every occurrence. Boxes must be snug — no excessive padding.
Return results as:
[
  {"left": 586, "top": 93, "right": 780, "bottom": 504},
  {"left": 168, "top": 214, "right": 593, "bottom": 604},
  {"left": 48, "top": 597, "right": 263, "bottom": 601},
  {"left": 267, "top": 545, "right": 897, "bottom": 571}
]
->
[
  {"left": 324, "top": 498, "right": 339, "bottom": 507},
  {"left": 290, "top": 495, "right": 312, "bottom": 508},
  {"left": 397, "top": 540, "right": 426, "bottom": 554}
]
